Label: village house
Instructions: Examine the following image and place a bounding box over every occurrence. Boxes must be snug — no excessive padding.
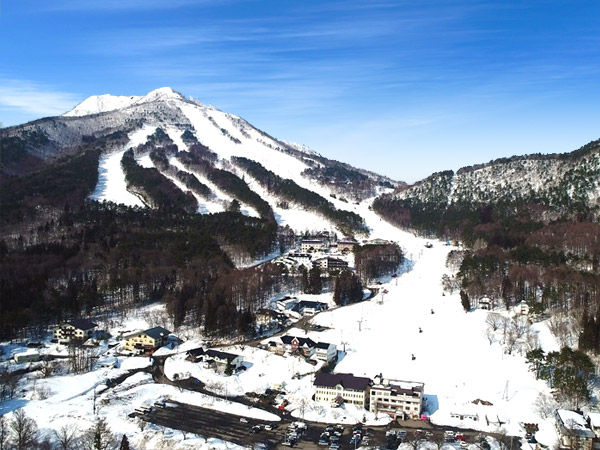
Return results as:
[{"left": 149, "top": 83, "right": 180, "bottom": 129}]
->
[
  {"left": 276, "top": 296, "right": 299, "bottom": 312},
  {"left": 450, "top": 406, "right": 480, "bottom": 422},
  {"left": 314, "top": 341, "right": 338, "bottom": 364},
  {"left": 314, "top": 372, "right": 371, "bottom": 408},
  {"left": 313, "top": 256, "right": 348, "bottom": 272},
  {"left": 269, "top": 335, "right": 337, "bottom": 363},
  {"left": 278, "top": 335, "right": 317, "bottom": 358},
  {"left": 337, "top": 240, "right": 358, "bottom": 253},
  {"left": 365, "top": 238, "right": 389, "bottom": 246},
  {"left": 369, "top": 375, "right": 425, "bottom": 420},
  {"left": 53, "top": 319, "right": 98, "bottom": 344},
  {"left": 13, "top": 350, "right": 40, "bottom": 364},
  {"left": 186, "top": 347, "right": 243, "bottom": 371},
  {"left": 301, "top": 239, "right": 326, "bottom": 253},
  {"left": 516, "top": 301, "right": 530, "bottom": 315},
  {"left": 255, "top": 308, "right": 287, "bottom": 331},
  {"left": 287, "top": 253, "right": 312, "bottom": 268},
  {"left": 556, "top": 410, "right": 596, "bottom": 450},
  {"left": 297, "top": 300, "right": 328, "bottom": 316},
  {"left": 123, "top": 326, "right": 171, "bottom": 353}
]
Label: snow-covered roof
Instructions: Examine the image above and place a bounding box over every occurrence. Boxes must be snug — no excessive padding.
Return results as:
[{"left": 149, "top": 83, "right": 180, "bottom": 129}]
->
[
  {"left": 67, "top": 318, "right": 98, "bottom": 331},
  {"left": 556, "top": 410, "right": 595, "bottom": 437}
]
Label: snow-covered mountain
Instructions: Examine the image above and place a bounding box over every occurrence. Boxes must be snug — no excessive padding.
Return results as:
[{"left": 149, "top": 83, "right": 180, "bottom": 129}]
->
[
  {"left": 2, "top": 87, "right": 399, "bottom": 235},
  {"left": 63, "top": 93, "right": 142, "bottom": 117},
  {"left": 387, "top": 140, "right": 600, "bottom": 211}
]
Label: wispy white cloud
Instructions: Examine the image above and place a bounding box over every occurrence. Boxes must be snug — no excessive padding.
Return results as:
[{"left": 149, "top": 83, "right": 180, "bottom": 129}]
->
[
  {"left": 0, "top": 79, "right": 80, "bottom": 118},
  {"left": 38, "top": 0, "right": 220, "bottom": 12}
]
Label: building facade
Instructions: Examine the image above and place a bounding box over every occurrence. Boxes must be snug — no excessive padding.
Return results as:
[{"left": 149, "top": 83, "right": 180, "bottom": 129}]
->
[
  {"left": 124, "top": 326, "right": 171, "bottom": 352},
  {"left": 314, "top": 372, "right": 371, "bottom": 408},
  {"left": 54, "top": 319, "right": 98, "bottom": 344},
  {"left": 556, "top": 409, "right": 596, "bottom": 450},
  {"left": 369, "top": 376, "right": 425, "bottom": 419}
]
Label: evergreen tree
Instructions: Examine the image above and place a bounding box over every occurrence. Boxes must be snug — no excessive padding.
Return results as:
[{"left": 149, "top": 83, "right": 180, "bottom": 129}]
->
[
  {"left": 460, "top": 290, "right": 470, "bottom": 312},
  {"left": 525, "top": 348, "right": 545, "bottom": 379},
  {"left": 225, "top": 359, "right": 234, "bottom": 376},
  {"left": 306, "top": 266, "right": 323, "bottom": 294},
  {"left": 120, "top": 435, "right": 130, "bottom": 450}
]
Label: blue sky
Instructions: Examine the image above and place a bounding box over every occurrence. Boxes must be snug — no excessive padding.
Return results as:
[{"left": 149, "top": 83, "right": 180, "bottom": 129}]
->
[{"left": 1, "top": 1, "right": 599, "bottom": 182}]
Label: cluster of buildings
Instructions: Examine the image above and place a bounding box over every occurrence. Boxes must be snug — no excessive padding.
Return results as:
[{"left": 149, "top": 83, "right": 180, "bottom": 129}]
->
[
  {"left": 52, "top": 319, "right": 173, "bottom": 355},
  {"left": 313, "top": 372, "right": 425, "bottom": 420},
  {"left": 266, "top": 334, "right": 338, "bottom": 364}
]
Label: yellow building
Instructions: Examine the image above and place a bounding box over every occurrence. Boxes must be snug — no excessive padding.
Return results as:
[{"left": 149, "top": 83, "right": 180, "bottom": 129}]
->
[{"left": 124, "top": 326, "right": 171, "bottom": 353}]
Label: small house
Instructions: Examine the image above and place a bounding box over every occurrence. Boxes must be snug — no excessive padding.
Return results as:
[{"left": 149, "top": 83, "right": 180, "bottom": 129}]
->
[
  {"left": 314, "top": 341, "right": 337, "bottom": 363},
  {"left": 313, "top": 257, "right": 348, "bottom": 272},
  {"left": 123, "top": 326, "right": 171, "bottom": 353},
  {"left": 13, "top": 350, "right": 40, "bottom": 364},
  {"left": 186, "top": 347, "right": 243, "bottom": 371},
  {"left": 54, "top": 319, "right": 98, "bottom": 344},
  {"left": 297, "top": 300, "right": 328, "bottom": 316},
  {"left": 555, "top": 409, "right": 595, "bottom": 450},
  {"left": 337, "top": 240, "right": 358, "bottom": 253}
]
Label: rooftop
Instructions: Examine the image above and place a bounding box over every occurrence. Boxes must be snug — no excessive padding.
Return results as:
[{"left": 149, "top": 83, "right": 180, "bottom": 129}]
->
[
  {"left": 314, "top": 372, "right": 371, "bottom": 391},
  {"left": 67, "top": 318, "right": 98, "bottom": 331}
]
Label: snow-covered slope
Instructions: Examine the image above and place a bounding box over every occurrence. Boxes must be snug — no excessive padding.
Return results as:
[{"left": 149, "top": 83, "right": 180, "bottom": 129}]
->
[
  {"left": 64, "top": 94, "right": 142, "bottom": 117},
  {"left": 390, "top": 141, "right": 600, "bottom": 210},
  {"left": 60, "top": 87, "right": 396, "bottom": 234}
]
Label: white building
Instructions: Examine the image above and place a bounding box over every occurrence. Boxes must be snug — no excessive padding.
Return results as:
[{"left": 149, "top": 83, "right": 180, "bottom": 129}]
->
[
  {"left": 314, "top": 372, "right": 371, "bottom": 408},
  {"left": 301, "top": 239, "right": 326, "bottom": 253},
  {"left": 369, "top": 376, "right": 425, "bottom": 419},
  {"left": 13, "top": 350, "right": 40, "bottom": 364},
  {"left": 314, "top": 342, "right": 338, "bottom": 363},
  {"left": 54, "top": 319, "right": 98, "bottom": 344}
]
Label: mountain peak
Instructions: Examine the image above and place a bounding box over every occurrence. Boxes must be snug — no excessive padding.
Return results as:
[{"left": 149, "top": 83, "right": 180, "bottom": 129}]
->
[
  {"left": 64, "top": 93, "right": 142, "bottom": 117},
  {"left": 138, "top": 87, "right": 185, "bottom": 103},
  {"left": 63, "top": 87, "right": 186, "bottom": 117}
]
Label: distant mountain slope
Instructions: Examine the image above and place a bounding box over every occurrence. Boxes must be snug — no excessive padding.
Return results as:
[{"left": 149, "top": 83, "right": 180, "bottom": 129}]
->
[
  {"left": 374, "top": 139, "right": 600, "bottom": 236},
  {"left": 398, "top": 140, "right": 599, "bottom": 209}
]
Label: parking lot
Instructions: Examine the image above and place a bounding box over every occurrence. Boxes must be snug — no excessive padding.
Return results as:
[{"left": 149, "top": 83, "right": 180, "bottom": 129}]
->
[{"left": 132, "top": 399, "right": 512, "bottom": 449}]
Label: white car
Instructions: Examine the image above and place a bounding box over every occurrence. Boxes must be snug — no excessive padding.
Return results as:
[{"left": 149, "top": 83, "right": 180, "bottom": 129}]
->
[{"left": 239, "top": 417, "right": 248, "bottom": 423}]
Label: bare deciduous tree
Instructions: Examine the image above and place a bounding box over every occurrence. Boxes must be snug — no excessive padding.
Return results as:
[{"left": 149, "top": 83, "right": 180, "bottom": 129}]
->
[
  {"left": 485, "top": 327, "right": 495, "bottom": 345},
  {"left": 9, "top": 409, "right": 38, "bottom": 450},
  {"left": 53, "top": 423, "right": 80, "bottom": 450},
  {"left": 0, "top": 415, "right": 8, "bottom": 450},
  {"left": 486, "top": 313, "right": 503, "bottom": 331},
  {"left": 534, "top": 392, "right": 557, "bottom": 420}
]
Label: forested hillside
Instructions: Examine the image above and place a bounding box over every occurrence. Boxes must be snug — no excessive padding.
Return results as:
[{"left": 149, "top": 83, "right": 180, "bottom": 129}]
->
[
  {"left": 0, "top": 129, "right": 283, "bottom": 339},
  {"left": 374, "top": 140, "right": 600, "bottom": 350}
]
